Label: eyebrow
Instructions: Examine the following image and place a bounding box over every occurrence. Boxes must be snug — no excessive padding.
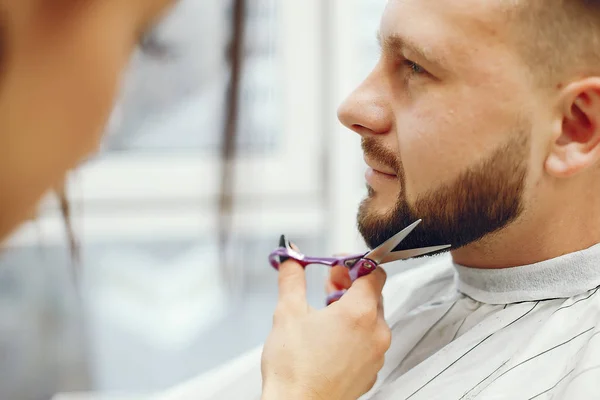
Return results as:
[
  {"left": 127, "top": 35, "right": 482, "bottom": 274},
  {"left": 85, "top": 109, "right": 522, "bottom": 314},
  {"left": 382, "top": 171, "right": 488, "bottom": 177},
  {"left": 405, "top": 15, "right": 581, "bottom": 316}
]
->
[{"left": 377, "top": 31, "right": 447, "bottom": 67}]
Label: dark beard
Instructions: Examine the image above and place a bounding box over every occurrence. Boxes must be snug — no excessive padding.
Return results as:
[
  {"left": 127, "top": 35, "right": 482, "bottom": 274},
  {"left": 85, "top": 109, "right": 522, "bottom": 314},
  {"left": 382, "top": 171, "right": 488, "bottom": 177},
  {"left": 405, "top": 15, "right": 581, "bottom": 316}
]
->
[{"left": 357, "top": 134, "right": 529, "bottom": 254}]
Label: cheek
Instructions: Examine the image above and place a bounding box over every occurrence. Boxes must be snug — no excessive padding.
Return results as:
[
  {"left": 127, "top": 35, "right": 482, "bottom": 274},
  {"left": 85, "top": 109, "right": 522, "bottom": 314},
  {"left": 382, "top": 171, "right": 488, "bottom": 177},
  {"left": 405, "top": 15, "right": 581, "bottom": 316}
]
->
[
  {"left": 396, "top": 110, "right": 472, "bottom": 201},
  {"left": 395, "top": 96, "right": 513, "bottom": 201},
  {"left": 42, "top": 31, "right": 133, "bottom": 158},
  {"left": 54, "top": 60, "right": 124, "bottom": 155},
  {"left": 1, "top": 27, "right": 134, "bottom": 183}
]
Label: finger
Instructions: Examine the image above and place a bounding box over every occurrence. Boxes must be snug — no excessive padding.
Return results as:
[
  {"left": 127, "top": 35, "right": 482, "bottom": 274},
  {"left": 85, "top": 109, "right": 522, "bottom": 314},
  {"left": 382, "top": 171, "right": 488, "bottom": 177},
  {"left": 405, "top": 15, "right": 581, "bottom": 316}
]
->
[
  {"left": 325, "top": 265, "right": 352, "bottom": 295},
  {"left": 343, "top": 267, "right": 387, "bottom": 305},
  {"left": 326, "top": 289, "right": 347, "bottom": 306},
  {"left": 326, "top": 253, "right": 350, "bottom": 294},
  {"left": 277, "top": 259, "right": 308, "bottom": 307}
]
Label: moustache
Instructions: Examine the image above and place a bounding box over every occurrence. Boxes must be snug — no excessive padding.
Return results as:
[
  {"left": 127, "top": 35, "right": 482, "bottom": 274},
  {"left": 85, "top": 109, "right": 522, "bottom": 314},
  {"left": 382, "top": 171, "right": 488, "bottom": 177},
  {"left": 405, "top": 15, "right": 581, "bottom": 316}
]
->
[{"left": 361, "top": 137, "right": 402, "bottom": 176}]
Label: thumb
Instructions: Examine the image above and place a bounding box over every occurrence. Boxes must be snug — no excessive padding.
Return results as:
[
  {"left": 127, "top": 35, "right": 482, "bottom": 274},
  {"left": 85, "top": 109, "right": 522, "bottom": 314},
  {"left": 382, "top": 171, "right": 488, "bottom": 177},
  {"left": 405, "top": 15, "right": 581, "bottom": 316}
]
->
[
  {"left": 278, "top": 258, "right": 307, "bottom": 308},
  {"left": 342, "top": 267, "right": 387, "bottom": 308}
]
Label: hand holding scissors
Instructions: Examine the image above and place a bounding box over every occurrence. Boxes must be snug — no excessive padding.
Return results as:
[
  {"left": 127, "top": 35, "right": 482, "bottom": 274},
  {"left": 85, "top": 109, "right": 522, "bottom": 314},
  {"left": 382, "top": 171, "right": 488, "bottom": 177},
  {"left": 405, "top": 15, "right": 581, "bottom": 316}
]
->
[{"left": 269, "top": 219, "right": 451, "bottom": 305}]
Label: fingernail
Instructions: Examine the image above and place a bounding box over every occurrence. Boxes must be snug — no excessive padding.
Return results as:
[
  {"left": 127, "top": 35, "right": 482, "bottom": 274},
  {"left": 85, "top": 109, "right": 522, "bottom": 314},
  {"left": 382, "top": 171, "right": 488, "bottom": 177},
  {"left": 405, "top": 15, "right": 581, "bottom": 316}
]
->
[
  {"left": 290, "top": 241, "right": 300, "bottom": 251},
  {"left": 279, "top": 234, "right": 286, "bottom": 248},
  {"left": 279, "top": 234, "right": 290, "bottom": 263}
]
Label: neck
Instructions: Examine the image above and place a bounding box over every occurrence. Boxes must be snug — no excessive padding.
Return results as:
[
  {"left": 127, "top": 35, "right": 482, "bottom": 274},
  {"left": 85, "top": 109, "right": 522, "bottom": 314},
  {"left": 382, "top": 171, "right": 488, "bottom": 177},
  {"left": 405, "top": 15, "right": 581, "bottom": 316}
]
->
[{"left": 451, "top": 181, "right": 600, "bottom": 269}]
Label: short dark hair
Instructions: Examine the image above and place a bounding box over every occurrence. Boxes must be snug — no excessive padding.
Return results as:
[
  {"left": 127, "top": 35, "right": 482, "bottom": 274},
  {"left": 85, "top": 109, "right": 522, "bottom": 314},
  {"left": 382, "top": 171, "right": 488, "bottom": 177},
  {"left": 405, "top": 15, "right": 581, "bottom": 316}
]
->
[{"left": 507, "top": 0, "right": 600, "bottom": 86}]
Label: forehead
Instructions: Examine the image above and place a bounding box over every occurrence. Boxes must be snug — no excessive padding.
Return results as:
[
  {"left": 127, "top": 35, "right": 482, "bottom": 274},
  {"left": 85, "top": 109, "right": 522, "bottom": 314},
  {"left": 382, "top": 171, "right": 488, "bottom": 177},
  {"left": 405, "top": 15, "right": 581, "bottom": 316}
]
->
[{"left": 380, "top": 0, "right": 513, "bottom": 70}]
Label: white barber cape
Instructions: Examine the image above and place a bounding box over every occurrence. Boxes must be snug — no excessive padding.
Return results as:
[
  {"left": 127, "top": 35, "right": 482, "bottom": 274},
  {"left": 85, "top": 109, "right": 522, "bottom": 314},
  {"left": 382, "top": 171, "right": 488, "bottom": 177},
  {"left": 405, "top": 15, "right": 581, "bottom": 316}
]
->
[{"left": 158, "top": 244, "right": 600, "bottom": 400}]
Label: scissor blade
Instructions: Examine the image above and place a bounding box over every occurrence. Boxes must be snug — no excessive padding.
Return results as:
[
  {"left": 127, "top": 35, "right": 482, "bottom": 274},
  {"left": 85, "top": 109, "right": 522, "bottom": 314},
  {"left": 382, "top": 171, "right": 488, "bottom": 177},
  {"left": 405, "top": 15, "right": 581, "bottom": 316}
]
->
[
  {"left": 380, "top": 244, "right": 451, "bottom": 264},
  {"left": 365, "top": 219, "right": 422, "bottom": 264}
]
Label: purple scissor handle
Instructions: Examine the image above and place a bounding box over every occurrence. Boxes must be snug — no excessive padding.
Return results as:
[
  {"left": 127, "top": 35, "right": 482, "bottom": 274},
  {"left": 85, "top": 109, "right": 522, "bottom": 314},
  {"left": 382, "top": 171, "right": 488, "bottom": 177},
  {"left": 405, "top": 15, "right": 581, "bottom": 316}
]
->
[{"left": 269, "top": 220, "right": 451, "bottom": 305}]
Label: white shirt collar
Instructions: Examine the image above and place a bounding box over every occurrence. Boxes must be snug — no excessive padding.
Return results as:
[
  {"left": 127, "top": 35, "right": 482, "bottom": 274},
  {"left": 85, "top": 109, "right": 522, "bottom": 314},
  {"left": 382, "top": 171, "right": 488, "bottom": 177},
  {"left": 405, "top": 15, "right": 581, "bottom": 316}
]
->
[{"left": 453, "top": 243, "right": 600, "bottom": 304}]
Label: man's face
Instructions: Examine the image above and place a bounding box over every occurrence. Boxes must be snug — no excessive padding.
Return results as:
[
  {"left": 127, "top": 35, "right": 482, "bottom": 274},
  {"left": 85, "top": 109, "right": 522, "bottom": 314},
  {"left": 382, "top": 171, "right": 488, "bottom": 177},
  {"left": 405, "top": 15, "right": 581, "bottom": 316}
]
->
[{"left": 338, "top": 0, "right": 549, "bottom": 252}]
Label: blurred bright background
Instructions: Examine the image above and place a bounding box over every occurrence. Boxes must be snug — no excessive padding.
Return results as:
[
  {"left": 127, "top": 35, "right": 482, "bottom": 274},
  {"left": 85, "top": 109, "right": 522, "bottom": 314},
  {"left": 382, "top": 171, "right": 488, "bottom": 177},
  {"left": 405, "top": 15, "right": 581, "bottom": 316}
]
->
[{"left": 0, "top": 0, "right": 408, "bottom": 398}]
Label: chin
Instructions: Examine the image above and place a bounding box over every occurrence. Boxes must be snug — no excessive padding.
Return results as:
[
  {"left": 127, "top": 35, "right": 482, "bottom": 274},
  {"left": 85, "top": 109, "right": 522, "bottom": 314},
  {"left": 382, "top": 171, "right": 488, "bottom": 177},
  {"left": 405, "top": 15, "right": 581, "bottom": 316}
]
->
[{"left": 365, "top": 186, "right": 399, "bottom": 212}]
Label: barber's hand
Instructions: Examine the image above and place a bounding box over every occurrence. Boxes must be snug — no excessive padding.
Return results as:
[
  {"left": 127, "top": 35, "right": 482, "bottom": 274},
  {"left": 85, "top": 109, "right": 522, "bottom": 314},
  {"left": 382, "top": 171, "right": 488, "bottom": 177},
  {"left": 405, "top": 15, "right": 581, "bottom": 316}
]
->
[
  {"left": 261, "top": 257, "right": 391, "bottom": 400},
  {"left": 326, "top": 263, "right": 354, "bottom": 302}
]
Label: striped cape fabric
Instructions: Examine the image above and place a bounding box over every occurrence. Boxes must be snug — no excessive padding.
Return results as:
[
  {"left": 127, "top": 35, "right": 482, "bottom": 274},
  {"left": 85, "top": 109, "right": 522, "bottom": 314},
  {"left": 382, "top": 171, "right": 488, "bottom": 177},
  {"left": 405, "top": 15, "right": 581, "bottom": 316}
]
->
[{"left": 158, "top": 245, "right": 600, "bottom": 400}]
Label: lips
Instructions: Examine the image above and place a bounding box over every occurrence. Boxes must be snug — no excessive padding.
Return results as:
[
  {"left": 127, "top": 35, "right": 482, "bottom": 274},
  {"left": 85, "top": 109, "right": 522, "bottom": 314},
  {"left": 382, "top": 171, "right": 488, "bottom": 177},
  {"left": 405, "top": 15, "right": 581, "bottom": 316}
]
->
[{"left": 364, "top": 156, "right": 397, "bottom": 177}]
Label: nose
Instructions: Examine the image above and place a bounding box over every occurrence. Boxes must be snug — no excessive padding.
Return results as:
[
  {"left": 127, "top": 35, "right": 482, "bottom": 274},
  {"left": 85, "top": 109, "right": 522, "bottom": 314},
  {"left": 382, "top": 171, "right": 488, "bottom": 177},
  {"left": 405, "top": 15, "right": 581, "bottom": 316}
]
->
[{"left": 337, "top": 69, "right": 392, "bottom": 137}]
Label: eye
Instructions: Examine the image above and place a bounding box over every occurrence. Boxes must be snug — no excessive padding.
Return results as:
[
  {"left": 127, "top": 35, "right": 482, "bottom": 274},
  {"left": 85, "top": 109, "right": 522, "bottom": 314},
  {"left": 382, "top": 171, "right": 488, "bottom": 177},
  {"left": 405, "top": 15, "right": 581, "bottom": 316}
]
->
[{"left": 403, "top": 59, "right": 426, "bottom": 75}]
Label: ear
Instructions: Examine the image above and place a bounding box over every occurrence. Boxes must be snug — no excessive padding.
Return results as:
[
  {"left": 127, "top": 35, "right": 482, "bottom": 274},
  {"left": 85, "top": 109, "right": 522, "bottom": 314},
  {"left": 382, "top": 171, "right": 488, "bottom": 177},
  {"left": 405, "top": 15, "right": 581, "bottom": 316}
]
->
[{"left": 546, "top": 78, "right": 600, "bottom": 178}]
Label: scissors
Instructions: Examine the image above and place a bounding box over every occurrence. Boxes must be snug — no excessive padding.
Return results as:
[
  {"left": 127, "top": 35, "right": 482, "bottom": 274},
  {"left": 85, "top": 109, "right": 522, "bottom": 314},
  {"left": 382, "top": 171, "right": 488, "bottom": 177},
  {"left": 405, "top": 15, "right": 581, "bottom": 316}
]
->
[{"left": 269, "top": 219, "right": 451, "bottom": 305}]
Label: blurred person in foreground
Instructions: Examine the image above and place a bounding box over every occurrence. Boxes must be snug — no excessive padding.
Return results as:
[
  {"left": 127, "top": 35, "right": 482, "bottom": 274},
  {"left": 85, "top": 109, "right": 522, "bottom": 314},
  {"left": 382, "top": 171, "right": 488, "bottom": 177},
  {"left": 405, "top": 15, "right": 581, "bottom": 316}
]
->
[
  {"left": 0, "top": 1, "right": 391, "bottom": 400},
  {"left": 158, "top": 0, "right": 600, "bottom": 399}
]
